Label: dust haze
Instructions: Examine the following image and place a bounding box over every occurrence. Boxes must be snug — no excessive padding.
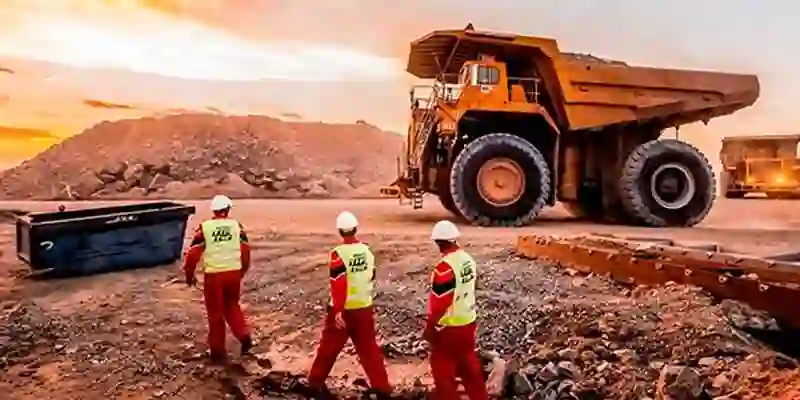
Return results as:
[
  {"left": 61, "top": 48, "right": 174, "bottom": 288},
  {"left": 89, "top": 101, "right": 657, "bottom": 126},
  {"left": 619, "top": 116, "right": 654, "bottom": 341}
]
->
[
  {"left": 2, "top": 2, "right": 796, "bottom": 164},
  {"left": 131, "top": 0, "right": 797, "bottom": 176}
]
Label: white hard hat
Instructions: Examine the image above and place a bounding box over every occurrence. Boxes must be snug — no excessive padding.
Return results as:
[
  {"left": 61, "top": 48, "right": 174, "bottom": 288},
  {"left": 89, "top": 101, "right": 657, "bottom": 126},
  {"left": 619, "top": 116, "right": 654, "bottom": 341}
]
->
[
  {"left": 336, "top": 211, "right": 359, "bottom": 231},
  {"left": 431, "top": 220, "right": 460, "bottom": 241},
  {"left": 210, "top": 195, "right": 233, "bottom": 211}
]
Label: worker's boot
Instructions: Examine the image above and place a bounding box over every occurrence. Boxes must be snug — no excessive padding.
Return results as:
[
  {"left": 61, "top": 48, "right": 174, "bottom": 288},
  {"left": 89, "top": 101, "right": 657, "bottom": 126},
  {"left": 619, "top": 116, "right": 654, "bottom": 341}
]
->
[
  {"left": 362, "top": 389, "right": 392, "bottom": 400},
  {"left": 312, "top": 386, "right": 337, "bottom": 400},
  {"left": 302, "top": 384, "right": 337, "bottom": 400},
  {"left": 240, "top": 335, "right": 253, "bottom": 356},
  {"left": 208, "top": 352, "right": 228, "bottom": 366}
]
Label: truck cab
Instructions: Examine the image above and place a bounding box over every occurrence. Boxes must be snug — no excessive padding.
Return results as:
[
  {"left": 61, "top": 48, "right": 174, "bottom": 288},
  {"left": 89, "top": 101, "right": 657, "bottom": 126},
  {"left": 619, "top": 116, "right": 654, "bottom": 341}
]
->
[{"left": 454, "top": 58, "right": 541, "bottom": 106}]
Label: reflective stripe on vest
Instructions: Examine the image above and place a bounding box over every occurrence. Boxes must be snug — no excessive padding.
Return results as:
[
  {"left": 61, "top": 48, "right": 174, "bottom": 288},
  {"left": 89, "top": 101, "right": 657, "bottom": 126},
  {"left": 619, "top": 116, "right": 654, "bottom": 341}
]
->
[
  {"left": 438, "top": 249, "right": 477, "bottom": 327},
  {"left": 332, "top": 243, "right": 376, "bottom": 310},
  {"left": 201, "top": 219, "right": 242, "bottom": 274}
]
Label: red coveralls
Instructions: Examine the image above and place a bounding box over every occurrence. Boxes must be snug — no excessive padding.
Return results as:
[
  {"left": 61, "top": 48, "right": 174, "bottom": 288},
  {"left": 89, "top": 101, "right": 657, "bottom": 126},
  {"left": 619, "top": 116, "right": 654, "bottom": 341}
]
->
[
  {"left": 307, "top": 235, "right": 391, "bottom": 393},
  {"left": 183, "top": 213, "right": 252, "bottom": 358},
  {"left": 425, "top": 244, "right": 489, "bottom": 400}
]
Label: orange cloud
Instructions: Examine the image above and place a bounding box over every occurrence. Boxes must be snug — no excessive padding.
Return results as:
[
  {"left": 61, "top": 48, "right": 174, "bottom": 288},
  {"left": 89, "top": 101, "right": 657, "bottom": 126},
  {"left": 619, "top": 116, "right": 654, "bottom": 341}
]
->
[
  {"left": 0, "top": 125, "right": 57, "bottom": 140},
  {"left": 0, "top": 126, "right": 60, "bottom": 169},
  {"left": 83, "top": 99, "right": 137, "bottom": 110}
]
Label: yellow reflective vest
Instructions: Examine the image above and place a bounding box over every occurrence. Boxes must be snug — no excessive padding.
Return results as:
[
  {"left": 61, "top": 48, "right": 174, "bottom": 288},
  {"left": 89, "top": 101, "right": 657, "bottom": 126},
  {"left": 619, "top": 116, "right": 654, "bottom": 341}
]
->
[
  {"left": 200, "top": 218, "right": 242, "bottom": 274},
  {"left": 437, "top": 249, "right": 478, "bottom": 327},
  {"left": 331, "top": 242, "right": 376, "bottom": 310}
]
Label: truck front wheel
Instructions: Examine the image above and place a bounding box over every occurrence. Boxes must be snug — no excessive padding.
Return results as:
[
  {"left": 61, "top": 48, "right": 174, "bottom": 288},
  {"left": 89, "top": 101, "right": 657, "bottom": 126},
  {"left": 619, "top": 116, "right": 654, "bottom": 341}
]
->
[
  {"left": 450, "top": 133, "right": 551, "bottom": 226},
  {"left": 619, "top": 139, "right": 716, "bottom": 227},
  {"left": 437, "top": 186, "right": 463, "bottom": 217}
]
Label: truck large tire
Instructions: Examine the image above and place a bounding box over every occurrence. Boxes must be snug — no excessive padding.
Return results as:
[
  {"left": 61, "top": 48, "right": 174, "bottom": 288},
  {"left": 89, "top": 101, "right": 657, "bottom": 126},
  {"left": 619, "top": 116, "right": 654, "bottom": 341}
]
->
[
  {"left": 450, "top": 133, "right": 551, "bottom": 226},
  {"left": 437, "top": 187, "right": 462, "bottom": 217},
  {"left": 619, "top": 139, "right": 716, "bottom": 227}
]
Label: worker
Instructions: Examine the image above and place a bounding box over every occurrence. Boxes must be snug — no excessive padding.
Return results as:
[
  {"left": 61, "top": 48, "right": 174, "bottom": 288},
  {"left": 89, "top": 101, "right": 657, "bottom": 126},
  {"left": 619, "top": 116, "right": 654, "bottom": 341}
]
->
[
  {"left": 183, "top": 194, "right": 253, "bottom": 364},
  {"left": 424, "top": 220, "right": 488, "bottom": 400},
  {"left": 306, "top": 211, "right": 392, "bottom": 398}
]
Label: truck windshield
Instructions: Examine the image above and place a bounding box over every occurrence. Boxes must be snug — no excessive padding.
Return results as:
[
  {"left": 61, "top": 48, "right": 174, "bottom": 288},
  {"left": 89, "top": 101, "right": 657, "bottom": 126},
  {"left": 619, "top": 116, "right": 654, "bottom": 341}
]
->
[{"left": 475, "top": 65, "right": 499, "bottom": 85}]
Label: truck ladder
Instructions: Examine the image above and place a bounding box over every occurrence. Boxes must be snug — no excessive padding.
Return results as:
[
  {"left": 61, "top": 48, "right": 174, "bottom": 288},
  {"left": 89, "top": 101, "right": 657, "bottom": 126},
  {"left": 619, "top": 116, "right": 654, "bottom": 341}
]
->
[{"left": 409, "top": 88, "right": 440, "bottom": 169}]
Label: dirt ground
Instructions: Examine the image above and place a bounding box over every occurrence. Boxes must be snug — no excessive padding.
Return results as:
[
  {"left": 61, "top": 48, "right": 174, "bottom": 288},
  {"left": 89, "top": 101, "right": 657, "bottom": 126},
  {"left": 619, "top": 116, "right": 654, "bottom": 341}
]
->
[{"left": 1, "top": 198, "right": 800, "bottom": 399}]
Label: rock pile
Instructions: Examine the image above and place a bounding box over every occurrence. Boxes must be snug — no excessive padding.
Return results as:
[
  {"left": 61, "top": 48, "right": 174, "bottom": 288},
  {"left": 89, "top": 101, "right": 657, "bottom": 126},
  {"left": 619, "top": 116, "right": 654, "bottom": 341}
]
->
[
  {"left": 0, "top": 113, "right": 403, "bottom": 200},
  {"left": 373, "top": 252, "right": 797, "bottom": 399}
]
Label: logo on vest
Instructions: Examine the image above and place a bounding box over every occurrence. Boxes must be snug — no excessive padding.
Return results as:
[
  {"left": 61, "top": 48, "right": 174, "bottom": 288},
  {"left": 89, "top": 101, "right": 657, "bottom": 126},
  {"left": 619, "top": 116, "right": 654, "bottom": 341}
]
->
[
  {"left": 348, "top": 253, "right": 368, "bottom": 272},
  {"left": 211, "top": 226, "right": 234, "bottom": 242},
  {"left": 459, "top": 262, "right": 475, "bottom": 284}
]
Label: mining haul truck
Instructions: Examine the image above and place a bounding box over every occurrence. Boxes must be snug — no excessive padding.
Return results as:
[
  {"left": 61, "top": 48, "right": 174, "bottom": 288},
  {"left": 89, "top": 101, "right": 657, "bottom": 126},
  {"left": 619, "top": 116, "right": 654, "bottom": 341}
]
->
[
  {"left": 720, "top": 134, "right": 800, "bottom": 199},
  {"left": 380, "top": 24, "right": 760, "bottom": 227}
]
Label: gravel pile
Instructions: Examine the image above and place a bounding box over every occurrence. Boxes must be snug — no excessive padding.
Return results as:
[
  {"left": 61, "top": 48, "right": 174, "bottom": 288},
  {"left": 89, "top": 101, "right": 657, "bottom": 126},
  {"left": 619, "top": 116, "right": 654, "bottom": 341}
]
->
[
  {"left": 371, "top": 252, "right": 796, "bottom": 399},
  {"left": 0, "top": 114, "right": 402, "bottom": 200}
]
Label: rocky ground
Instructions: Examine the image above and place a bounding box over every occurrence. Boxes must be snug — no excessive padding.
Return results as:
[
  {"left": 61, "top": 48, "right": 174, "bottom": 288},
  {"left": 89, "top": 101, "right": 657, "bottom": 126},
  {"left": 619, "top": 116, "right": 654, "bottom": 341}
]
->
[
  {"left": 0, "top": 114, "right": 403, "bottom": 200},
  {"left": 1, "top": 198, "right": 800, "bottom": 399}
]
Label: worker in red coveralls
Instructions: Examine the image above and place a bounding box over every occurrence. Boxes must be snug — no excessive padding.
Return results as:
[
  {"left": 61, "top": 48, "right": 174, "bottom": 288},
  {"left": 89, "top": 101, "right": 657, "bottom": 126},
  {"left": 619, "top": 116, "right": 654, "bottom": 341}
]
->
[
  {"left": 306, "top": 211, "right": 392, "bottom": 399},
  {"left": 424, "top": 220, "right": 488, "bottom": 400},
  {"left": 183, "top": 194, "right": 253, "bottom": 364}
]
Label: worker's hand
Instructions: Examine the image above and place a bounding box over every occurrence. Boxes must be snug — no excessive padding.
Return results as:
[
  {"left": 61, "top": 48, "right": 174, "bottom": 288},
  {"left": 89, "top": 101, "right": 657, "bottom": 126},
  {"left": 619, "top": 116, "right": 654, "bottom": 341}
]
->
[
  {"left": 422, "top": 324, "right": 443, "bottom": 344},
  {"left": 422, "top": 327, "right": 436, "bottom": 344},
  {"left": 333, "top": 312, "right": 346, "bottom": 330},
  {"left": 186, "top": 275, "right": 197, "bottom": 287}
]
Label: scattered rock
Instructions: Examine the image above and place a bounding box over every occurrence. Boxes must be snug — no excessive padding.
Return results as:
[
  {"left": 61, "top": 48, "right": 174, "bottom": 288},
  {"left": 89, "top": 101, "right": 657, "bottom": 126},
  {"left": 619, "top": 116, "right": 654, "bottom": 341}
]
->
[
  {"left": 558, "top": 348, "right": 579, "bottom": 361},
  {"left": 509, "top": 372, "right": 533, "bottom": 396},
  {"left": 656, "top": 365, "right": 704, "bottom": 400},
  {"left": 485, "top": 356, "right": 508, "bottom": 396},
  {"left": 697, "top": 357, "right": 717, "bottom": 367}
]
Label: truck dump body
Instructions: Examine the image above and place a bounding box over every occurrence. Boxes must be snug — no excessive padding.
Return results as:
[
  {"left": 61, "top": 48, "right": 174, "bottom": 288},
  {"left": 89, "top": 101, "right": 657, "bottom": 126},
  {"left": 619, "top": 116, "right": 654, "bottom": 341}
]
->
[
  {"left": 559, "top": 60, "right": 760, "bottom": 131},
  {"left": 407, "top": 28, "right": 760, "bottom": 132}
]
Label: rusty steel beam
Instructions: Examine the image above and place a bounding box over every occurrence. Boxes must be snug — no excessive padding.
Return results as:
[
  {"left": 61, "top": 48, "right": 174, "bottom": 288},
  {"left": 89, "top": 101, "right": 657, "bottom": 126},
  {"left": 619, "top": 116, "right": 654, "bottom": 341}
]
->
[
  {"left": 575, "top": 235, "right": 800, "bottom": 286},
  {"left": 516, "top": 234, "right": 800, "bottom": 330}
]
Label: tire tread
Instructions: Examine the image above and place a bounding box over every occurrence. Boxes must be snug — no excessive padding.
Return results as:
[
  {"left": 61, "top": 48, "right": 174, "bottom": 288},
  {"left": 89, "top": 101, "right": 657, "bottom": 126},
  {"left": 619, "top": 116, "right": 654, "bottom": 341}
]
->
[{"left": 450, "top": 133, "right": 551, "bottom": 227}]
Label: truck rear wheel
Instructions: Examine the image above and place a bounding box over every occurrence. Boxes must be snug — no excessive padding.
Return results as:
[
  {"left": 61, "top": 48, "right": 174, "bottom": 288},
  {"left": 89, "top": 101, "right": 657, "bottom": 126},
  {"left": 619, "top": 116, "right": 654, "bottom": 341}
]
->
[
  {"left": 619, "top": 139, "right": 715, "bottom": 227},
  {"left": 450, "top": 133, "right": 551, "bottom": 226}
]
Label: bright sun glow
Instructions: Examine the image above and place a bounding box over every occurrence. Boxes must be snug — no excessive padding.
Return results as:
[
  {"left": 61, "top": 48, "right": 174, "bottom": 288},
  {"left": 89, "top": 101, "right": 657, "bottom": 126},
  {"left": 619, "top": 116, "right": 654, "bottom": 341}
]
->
[{"left": 0, "top": 1, "right": 399, "bottom": 82}]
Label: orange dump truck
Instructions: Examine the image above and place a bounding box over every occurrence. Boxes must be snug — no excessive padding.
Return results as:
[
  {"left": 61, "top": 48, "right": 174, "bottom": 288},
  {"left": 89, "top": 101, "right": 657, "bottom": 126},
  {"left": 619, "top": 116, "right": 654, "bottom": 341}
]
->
[
  {"left": 382, "top": 24, "right": 760, "bottom": 227},
  {"left": 721, "top": 134, "right": 800, "bottom": 199}
]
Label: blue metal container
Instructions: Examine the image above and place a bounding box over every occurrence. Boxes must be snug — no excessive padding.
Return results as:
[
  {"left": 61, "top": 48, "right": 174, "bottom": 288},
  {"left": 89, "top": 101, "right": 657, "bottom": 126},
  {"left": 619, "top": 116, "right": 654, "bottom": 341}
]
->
[{"left": 16, "top": 201, "right": 195, "bottom": 277}]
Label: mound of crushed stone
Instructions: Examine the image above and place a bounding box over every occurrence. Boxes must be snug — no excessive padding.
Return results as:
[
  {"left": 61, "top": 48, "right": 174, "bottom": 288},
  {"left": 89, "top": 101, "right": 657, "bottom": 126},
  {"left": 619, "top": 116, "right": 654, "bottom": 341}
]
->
[
  {"left": 0, "top": 114, "right": 403, "bottom": 200},
  {"left": 371, "top": 252, "right": 797, "bottom": 400}
]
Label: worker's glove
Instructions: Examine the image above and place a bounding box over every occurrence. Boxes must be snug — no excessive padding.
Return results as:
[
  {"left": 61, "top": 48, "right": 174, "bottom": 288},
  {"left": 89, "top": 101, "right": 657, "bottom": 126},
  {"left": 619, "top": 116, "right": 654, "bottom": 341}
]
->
[
  {"left": 186, "top": 275, "right": 197, "bottom": 287},
  {"left": 333, "top": 311, "right": 346, "bottom": 330},
  {"left": 422, "top": 325, "right": 440, "bottom": 344},
  {"left": 422, "top": 328, "right": 434, "bottom": 344}
]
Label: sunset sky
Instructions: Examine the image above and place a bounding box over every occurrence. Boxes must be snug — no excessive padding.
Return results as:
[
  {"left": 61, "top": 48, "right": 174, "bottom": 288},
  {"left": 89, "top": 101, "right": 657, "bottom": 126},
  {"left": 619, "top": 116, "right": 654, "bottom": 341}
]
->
[{"left": 0, "top": 1, "right": 798, "bottom": 169}]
